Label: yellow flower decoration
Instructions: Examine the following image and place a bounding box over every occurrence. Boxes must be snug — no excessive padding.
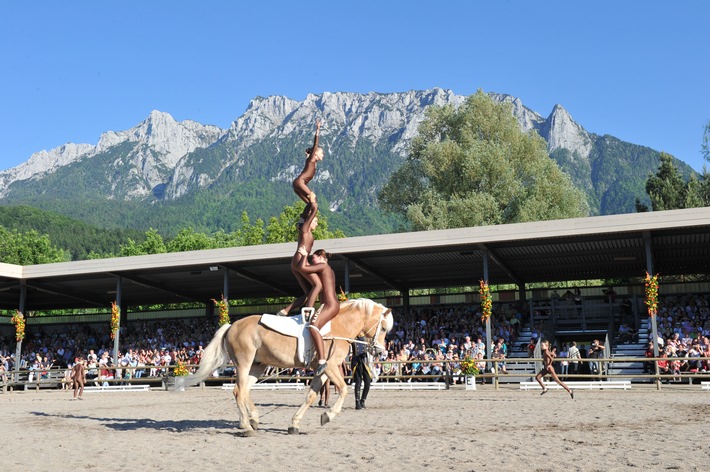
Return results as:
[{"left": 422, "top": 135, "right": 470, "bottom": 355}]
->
[
  {"left": 11, "top": 310, "right": 25, "bottom": 342},
  {"left": 338, "top": 287, "right": 348, "bottom": 302},
  {"left": 173, "top": 360, "right": 189, "bottom": 377},
  {"left": 461, "top": 356, "right": 480, "bottom": 376},
  {"left": 110, "top": 301, "right": 120, "bottom": 340},
  {"left": 479, "top": 280, "right": 492, "bottom": 321},
  {"left": 212, "top": 295, "right": 230, "bottom": 326},
  {"left": 644, "top": 271, "right": 659, "bottom": 317}
]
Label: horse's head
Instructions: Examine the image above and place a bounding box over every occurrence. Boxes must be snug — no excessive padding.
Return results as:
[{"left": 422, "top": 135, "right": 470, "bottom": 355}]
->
[{"left": 344, "top": 298, "right": 393, "bottom": 356}]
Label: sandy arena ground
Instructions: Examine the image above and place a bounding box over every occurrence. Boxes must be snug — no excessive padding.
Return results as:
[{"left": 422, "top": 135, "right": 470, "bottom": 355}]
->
[{"left": 1, "top": 383, "right": 709, "bottom": 472}]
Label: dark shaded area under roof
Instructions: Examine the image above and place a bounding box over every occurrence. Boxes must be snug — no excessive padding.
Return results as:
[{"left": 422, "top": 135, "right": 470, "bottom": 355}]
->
[{"left": 1, "top": 207, "right": 709, "bottom": 311}]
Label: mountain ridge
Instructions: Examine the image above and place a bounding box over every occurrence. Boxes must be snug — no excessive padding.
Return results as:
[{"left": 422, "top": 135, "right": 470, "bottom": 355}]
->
[{"left": 0, "top": 88, "right": 694, "bottom": 238}]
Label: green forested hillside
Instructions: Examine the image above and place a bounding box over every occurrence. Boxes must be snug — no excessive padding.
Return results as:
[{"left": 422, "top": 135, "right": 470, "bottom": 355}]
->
[
  {"left": 551, "top": 137, "right": 696, "bottom": 215},
  {"left": 0, "top": 206, "right": 145, "bottom": 260}
]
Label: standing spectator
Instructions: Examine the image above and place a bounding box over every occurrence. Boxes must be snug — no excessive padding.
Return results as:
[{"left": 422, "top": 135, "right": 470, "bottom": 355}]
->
[{"left": 559, "top": 343, "right": 569, "bottom": 379}]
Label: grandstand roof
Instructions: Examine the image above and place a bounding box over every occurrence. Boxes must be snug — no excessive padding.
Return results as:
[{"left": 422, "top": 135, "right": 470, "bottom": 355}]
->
[{"left": 1, "top": 207, "right": 709, "bottom": 311}]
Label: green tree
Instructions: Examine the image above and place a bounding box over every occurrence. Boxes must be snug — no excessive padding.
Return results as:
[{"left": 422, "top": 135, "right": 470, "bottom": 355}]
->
[
  {"left": 234, "top": 212, "right": 266, "bottom": 247},
  {"left": 265, "top": 202, "right": 345, "bottom": 244},
  {"left": 166, "top": 228, "right": 217, "bottom": 252},
  {"left": 702, "top": 121, "right": 710, "bottom": 163},
  {"left": 378, "top": 90, "right": 588, "bottom": 230},
  {"left": 698, "top": 121, "right": 710, "bottom": 206},
  {"left": 644, "top": 152, "right": 688, "bottom": 211},
  {"left": 119, "top": 228, "right": 167, "bottom": 256},
  {"left": 0, "top": 227, "right": 68, "bottom": 264}
]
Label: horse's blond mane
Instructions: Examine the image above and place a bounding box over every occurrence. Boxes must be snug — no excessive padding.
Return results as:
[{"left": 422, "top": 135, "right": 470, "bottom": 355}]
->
[{"left": 341, "top": 298, "right": 393, "bottom": 331}]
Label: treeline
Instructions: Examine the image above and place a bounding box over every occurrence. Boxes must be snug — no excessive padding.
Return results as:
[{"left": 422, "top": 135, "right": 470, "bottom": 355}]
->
[
  {"left": 0, "top": 205, "right": 144, "bottom": 261},
  {"left": 0, "top": 202, "right": 345, "bottom": 265}
]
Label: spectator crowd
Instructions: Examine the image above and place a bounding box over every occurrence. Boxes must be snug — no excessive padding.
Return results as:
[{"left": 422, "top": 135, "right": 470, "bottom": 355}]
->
[{"left": 2, "top": 293, "right": 709, "bottom": 385}]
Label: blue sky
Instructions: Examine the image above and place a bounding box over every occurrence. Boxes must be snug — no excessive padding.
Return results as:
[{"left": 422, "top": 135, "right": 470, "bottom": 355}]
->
[{"left": 1, "top": 1, "right": 708, "bottom": 172}]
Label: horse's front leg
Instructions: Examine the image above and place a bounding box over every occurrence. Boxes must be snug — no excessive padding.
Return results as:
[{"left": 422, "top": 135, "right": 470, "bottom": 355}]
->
[
  {"left": 320, "top": 364, "right": 347, "bottom": 426},
  {"left": 288, "top": 374, "right": 323, "bottom": 435}
]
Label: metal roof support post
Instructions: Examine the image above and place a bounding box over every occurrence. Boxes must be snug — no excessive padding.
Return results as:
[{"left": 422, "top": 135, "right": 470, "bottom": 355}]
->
[
  {"left": 223, "top": 267, "right": 230, "bottom": 303},
  {"left": 343, "top": 259, "right": 350, "bottom": 296},
  {"left": 14, "top": 281, "right": 27, "bottom": 380},
  {"left": 113, "top": 277, "right": 122, "bottom": 366},
  {"left": 482, "top": 249, "right": 492, "bottom": 376}
]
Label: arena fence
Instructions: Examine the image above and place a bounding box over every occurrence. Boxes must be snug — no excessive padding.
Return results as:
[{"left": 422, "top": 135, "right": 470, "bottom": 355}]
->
[{"left": 4, "top": 356, "right": 710, "bottom": 393}]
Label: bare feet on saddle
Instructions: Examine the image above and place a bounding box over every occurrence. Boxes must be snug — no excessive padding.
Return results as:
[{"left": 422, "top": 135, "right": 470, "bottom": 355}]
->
[
  {"left": 315, "top": 361, "right": 327, "bottom": 376},
  {"left": 540, "top": 388, "right": 548, "bottom": 395}
]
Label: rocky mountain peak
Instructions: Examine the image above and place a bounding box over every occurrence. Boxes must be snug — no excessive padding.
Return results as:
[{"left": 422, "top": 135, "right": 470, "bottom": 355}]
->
[
  {"left": 0, "top": 142, "right": 94, "bottom": 197},
  {"left": 96, "top": 111, "right": 224, "bottom": 169},
  {"left": 539, "top": 104, "right": 592, "bottom": 159}
]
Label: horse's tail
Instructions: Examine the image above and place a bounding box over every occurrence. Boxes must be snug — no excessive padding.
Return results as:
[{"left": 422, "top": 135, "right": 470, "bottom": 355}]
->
[{"left": 173, "top": 323, "right": 232, "bottom": 391}]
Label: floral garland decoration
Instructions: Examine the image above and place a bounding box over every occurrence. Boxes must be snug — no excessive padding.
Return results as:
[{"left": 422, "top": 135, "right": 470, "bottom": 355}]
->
[
  {"left": 110, "top": 301, "right": 120, "bottom": 340},
  {"left": 212, "top": 295, "right": 230, "bottom": 326},
  {"left": 173, "top": 360, "right": 189, "bottom": 377},
  {"left": 479, "top": 279, "right": 492, "bottom": 321},
  {"left": 461, "top": 356, "right": 480, "bottom": 376},
  {"left": 644, "top": 271, "right": 659, "bottom": 317},
  {"left": 11, "top": 310, "right": 25, "bottom": 342}
]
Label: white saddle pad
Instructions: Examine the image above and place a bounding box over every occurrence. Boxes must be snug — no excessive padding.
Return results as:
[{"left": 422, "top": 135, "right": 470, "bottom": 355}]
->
[{"left": 260, "top": 313, "right": 331, "bottom": 365}]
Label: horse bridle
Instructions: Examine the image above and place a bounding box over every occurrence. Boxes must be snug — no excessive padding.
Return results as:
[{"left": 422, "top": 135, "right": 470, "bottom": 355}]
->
[{"left": 325, "top": 308, "right": 391, "bottom": 354}]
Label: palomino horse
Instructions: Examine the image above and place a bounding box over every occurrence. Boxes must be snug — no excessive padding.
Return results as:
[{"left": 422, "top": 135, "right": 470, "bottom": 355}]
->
[{"left": 176, "top": 298, "right": 393, "bottom": 435}]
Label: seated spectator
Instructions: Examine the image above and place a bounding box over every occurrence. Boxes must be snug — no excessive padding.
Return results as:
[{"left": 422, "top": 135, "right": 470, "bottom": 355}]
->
[
  {"left": 657, "top": 351, "right": 670, "bottom": 381},
  {"left": 643, "top": 342, "right": 655, "bottom": 374},
  {"left": 430, "top": 351, "right": 444, "bottom": 381},
  {"left": 527, "top": 339, "right": 537, "bottom": 358},
  {"left": 618, "top": 323, "right": 636, "bottom": 344},
  {"left": 491, "top": 346, "right": 507, "bottom": 374}
]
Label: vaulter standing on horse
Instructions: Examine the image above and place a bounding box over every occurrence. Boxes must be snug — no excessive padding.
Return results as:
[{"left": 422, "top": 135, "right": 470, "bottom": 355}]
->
[
  {"left": 297, "top": 247, "right": 340, "bottom": 376},
  {"left": 293, "top": 120, "right": 322, "bottom": 208}
]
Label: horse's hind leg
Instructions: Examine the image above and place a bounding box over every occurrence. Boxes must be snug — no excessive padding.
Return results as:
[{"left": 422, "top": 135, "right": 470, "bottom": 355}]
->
[
  {"left": 233, "top": 366, "right": 258, "bottom": 437},
  {"left": 246, "top": 365, "right": 266, "bottom": 430}
]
